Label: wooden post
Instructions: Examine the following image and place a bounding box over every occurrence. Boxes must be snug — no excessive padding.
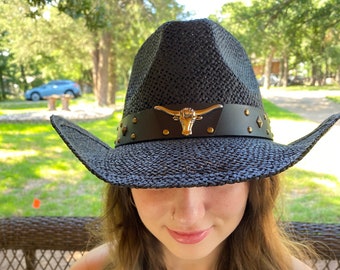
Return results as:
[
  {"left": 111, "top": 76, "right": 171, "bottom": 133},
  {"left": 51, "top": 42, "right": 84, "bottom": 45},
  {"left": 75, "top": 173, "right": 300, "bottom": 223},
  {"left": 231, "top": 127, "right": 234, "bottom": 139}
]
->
[
  {"left": 61, "top": 94, "right": 71, "bottom": 111},
  {"left": 47, "top": 95, "right": 59, "bottom": 111}
]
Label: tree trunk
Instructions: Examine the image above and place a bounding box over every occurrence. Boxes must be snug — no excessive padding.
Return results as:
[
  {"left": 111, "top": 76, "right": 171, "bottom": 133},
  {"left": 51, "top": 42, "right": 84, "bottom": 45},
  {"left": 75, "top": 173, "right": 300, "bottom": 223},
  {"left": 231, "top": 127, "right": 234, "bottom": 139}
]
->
[
  {"left": 108, "top": 42, "right": 117, "bottom": 105},
  {"left": 96, "top": 31, "right": 111, "bottom": 107},
  {"left": 336, "top": 65, "right": 340, "bottom": 85},
  {"left": 92, "top": 43, "right": 99, "bottom": 98},
  {"left": 0, "top": 69, "right": 5, "bottom": 100},
  {"left": 20, "top": 64, "right": 28, "bottom": 92},
  {"left": 311, "top": 63, "right": 322, "bottom": 86},
  {"left": 263, "top": 48, "right": 275, "bottom": 90},
  {"left": 282, "top": 51, "right": 289, "bottom": 87}
]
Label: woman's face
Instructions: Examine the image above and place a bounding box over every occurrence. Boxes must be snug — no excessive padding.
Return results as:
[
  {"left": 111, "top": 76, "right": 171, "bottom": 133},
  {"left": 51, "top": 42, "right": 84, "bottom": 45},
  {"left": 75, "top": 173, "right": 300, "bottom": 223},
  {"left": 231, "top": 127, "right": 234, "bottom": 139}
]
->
[{"left": 131, "top": 182, "right": 249, "bottom": 266}]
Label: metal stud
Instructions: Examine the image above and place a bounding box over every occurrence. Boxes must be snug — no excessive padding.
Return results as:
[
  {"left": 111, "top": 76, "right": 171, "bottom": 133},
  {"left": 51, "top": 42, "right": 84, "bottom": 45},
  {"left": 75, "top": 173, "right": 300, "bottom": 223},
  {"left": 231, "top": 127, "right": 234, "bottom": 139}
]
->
[
  {"left": 132, "top": 117, "right": 137, "bottom": 124},
  {"left": 244, "top": 109, "right": 250, "bottom": 116},
  {"left": 247, "top": 126, "right": 253, "bottom": 133},
  {"left": 130, "top": 133, "right": 136, "bottom": 140},
  {"left": 207, "top": 127, "right": 214, "bottom": 134},
  {"left": 122, "top": 126, "right": 128, "bottom": 136},
  {"left": 162, "top": 129, "right": 170, "bottom": 136},
  {"left": 266, "top": 129, "right": 270, "bottom": 135},
  {"left": 256, "top": 116, "right": 263, "bottom": 128},
  {"left": 264, "top": 114, "right": 268, "bottom": 120}
]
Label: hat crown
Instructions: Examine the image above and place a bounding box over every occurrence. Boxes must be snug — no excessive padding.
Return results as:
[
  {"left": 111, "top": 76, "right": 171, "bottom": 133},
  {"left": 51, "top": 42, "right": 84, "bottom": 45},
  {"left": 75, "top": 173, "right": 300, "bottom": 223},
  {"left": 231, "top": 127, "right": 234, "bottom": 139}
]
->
[{"left": 123, "top": 19, "right": 262, "bottom": 117}]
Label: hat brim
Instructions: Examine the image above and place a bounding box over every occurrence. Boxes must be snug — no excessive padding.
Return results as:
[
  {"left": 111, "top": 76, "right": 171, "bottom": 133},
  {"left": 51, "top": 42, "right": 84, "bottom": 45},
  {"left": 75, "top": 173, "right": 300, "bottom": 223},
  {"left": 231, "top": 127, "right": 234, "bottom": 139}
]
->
[{"left": 50, "top": 113, "right": 340, "bottom": 188}]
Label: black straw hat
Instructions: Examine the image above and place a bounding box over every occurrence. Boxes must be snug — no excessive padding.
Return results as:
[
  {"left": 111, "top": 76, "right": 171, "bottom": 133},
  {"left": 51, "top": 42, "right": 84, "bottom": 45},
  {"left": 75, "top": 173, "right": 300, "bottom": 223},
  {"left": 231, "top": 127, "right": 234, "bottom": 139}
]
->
[{"left": 50, "top": 19, "right": 340, "bottom": 188}]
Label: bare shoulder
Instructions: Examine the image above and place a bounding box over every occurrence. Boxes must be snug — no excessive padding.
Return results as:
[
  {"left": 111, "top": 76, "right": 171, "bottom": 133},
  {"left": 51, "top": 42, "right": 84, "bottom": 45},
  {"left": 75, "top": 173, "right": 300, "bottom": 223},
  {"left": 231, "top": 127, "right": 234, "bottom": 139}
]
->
[
  {"left": 291, "top": 257, "right": 312, "bottom": 270},
  {"left": 70, "top": 243, "right": 111, "bottom": 270}
]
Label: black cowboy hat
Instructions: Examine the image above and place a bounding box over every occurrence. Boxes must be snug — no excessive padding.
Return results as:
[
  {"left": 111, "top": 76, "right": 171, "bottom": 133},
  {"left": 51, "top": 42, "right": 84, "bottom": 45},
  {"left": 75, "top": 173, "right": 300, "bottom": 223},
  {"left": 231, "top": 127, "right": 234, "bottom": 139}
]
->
[{"left": 50, "top": 19, "right": 340, "bottom": 188}]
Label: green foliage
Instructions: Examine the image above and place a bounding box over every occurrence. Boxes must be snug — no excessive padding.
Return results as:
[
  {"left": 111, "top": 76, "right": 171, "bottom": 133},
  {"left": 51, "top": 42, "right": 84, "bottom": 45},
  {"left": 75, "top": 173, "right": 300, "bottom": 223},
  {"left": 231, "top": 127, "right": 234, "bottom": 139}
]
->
[
  {"left": 25, "top": 0, "right": 107, "bottom": 30},
  {"left": 212, "top": 0, "right": 340, "bottom": 83},
  {"left": 1, "top": 0, "right": 188, "bottom": 103},
  {"left": 0, "top": 0, "right": 93, "bottom": 95}
]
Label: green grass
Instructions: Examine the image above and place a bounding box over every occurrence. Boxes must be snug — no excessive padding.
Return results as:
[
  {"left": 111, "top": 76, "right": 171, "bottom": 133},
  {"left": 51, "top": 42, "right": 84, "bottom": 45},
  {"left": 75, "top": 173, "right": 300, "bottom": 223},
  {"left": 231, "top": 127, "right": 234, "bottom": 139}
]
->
[
  {"left": 262, "top": 99, "right": 305, "bottom": 121},
  {"left": 0, "top": 94, "right": 339, "bottom": 222},
  {"left": 0, "top": 116, "right": 121, "bottom": 217},
  {"left": 279, "top": 169, "right": 340, "bottom": 223},
  {"left": 327, "top": 96, "right": 340, "bottom": 104}
]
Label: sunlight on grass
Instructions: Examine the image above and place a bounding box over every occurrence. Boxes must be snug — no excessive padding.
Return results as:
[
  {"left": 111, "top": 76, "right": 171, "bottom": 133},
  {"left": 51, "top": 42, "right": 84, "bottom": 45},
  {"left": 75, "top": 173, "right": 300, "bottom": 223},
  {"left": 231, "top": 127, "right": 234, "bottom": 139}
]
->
[
  {"left": 1, "top": 108, "right": 46, "bottom": 114},
  {"left": 1, "top": 122, "right": 51, "bottom": 134},
  {"left": 0, "top": 149, "right": 38, "bottom": 161},
  {"left": 312, "top": 177, "right": 337, "bottom": 189}
]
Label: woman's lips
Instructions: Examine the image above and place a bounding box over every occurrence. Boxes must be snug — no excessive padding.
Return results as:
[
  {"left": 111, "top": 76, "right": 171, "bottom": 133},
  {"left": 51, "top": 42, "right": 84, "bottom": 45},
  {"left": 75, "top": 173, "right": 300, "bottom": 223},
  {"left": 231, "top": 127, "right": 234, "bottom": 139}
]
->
[{"left": 167, "top": 228, "right": 211, "bottom": 244}]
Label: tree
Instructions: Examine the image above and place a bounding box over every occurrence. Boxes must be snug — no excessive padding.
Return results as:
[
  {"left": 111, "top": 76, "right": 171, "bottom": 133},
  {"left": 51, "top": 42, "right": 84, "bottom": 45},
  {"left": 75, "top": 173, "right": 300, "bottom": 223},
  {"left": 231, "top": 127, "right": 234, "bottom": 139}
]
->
[
  {"left": 213, "top": 0, "right": 340, "bottom": 88},
  {"left": 24, "top": 0, "right": 187, "bottom": 106},
  {"left": 0, "top": 0, "right": 93, "bottom": 100},
  {"left": 300, "top": 0, "right": 340, "bottom": 85}
]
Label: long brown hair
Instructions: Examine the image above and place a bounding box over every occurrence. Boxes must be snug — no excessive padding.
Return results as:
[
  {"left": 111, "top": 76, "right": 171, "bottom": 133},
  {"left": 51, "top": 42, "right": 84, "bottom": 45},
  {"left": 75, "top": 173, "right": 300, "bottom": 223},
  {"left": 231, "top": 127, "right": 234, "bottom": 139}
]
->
[{"left": 100, "top": 175, "right": 314, "bottom": 269}]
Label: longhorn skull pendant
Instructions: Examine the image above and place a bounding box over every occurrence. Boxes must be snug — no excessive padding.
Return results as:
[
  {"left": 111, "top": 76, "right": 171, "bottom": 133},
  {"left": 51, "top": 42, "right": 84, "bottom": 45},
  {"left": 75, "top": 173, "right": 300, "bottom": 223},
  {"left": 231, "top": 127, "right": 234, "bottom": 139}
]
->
[{"left": 154, "top": 104, "right": 223, "bottom": 136}]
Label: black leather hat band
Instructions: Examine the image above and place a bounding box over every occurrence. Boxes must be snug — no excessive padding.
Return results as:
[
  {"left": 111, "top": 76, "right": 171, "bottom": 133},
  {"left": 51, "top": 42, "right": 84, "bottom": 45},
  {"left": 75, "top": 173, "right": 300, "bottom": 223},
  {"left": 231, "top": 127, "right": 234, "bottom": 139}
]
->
[{"left": 115, "top": 103, "right": 273, "bottom": 146}]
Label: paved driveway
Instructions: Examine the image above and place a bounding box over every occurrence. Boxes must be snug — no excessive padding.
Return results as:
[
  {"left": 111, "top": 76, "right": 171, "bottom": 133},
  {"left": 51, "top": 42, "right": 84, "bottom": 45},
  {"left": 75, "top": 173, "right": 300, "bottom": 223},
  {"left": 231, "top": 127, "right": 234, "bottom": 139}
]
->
[{"left": 262, "top": 89, "right": 340, "bottom": 180}]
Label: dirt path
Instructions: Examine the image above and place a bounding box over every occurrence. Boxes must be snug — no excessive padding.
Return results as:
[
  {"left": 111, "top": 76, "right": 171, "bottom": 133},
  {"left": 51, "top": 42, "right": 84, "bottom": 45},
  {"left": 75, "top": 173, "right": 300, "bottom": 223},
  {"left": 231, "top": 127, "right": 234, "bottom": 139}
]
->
[
  {"left": 262, "top": 89, "right": 340, "bottom": 180},
  {"left": 262, "top": 89, "right": 340, "bottom": 124}
]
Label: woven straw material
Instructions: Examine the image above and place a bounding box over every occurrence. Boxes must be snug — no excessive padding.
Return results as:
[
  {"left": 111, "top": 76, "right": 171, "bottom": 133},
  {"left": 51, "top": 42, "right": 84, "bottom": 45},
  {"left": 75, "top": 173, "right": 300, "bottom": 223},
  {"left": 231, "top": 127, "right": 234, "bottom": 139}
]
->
[
  {"left": 0, "top": 217, "right": 98, "bottom": 270},
  {"left": 50, "top": 19, "right": 340, "bottom": 188},
  {"left": 124, "top": 19, "right": 262, "bottom": 117}
]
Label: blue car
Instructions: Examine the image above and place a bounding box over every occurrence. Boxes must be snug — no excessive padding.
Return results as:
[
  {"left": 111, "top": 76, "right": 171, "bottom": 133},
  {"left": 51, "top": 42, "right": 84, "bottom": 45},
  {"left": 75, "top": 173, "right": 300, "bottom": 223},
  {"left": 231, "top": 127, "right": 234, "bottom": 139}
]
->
[{"left": 25, "top": 80, "right": 81, "bottom": 101}]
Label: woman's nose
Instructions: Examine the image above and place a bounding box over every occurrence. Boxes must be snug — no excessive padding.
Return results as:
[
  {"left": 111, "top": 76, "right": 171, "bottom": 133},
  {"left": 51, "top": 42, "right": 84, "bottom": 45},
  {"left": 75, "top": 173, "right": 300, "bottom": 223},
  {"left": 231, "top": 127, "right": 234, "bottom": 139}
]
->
[{"left": 172, "top": 187, "right": 206, "bottom": 225}]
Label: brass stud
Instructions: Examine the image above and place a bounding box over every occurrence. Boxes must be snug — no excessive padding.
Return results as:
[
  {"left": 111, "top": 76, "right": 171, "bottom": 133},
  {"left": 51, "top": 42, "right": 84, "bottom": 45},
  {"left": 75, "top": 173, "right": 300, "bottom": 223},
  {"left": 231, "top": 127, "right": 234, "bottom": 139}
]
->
[
  {"left": 162, "top": 129, "right": 170, "bottom": 136},
  {"left": 207, "top": 127, "right": 214, "bottom": 134},
  {"left": 256, "top": 116, "right": 263, "bottom": 128},
  {"left": 132, "top": 117, "right": 137, "bottom": 124},
  {"left": 264, "top": 114, "right": 268, "bottom": 120},
  {"left": 122, "top": 126, "right": 128, "bottom": 136},
  {"left": 130, "top": 133, "right": 136, "bottom": 140},
  {"left": 266, "top": 129, "right": 270, "bottom": 135},
  {"left": 244, "top": 109, "right": 250, "bottom": 116},
  {"left": 247, "top": 126, "right": 253, "bottom": 133}
]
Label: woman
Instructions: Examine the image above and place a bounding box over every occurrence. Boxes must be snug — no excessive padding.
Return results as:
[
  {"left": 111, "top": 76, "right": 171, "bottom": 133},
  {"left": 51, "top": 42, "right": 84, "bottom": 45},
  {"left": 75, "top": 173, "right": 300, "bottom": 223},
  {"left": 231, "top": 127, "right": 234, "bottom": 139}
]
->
[{"left": 51, "top": 19, "right": 340, "bottom": 269}]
